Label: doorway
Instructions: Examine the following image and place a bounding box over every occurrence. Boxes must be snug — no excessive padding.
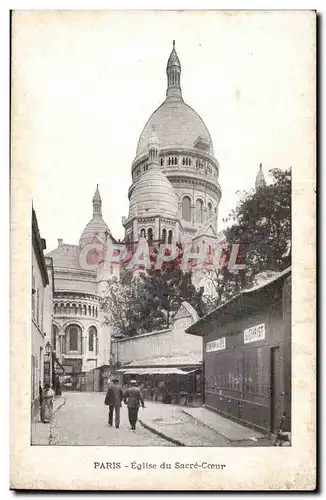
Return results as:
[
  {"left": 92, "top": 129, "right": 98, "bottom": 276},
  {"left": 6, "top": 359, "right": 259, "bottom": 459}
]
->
[{"left": 271, "top": 346, "right": 282, "bottom": 433}]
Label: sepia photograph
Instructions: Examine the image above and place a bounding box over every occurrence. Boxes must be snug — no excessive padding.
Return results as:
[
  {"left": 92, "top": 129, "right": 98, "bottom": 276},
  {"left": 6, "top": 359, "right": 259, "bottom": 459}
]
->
[{"left": 10, "top": 8, "right": 315, "bottom": 490}]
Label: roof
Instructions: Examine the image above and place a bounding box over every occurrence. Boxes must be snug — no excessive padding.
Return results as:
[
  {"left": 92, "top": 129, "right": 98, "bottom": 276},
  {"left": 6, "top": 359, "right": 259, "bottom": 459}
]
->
[
  {"left": 32, "top": 208, "right": 49, "bottom": 286},
  {"left": 177, "top": 301, "right": 199, "bottom": 323},
  {"left": 46, "top": 244, "right": 81, "bottom": 270},
  {"left": 186, "top": 267, "right": 291, "bottom": 336},
  {"left": 120, "top": 355, "right": 202, "bottom": 368},
  {"left": 112, "top": 329, "right": 171, "bottom": 343},
  {"left": 116, "top": 367, "right": 192, "bottom": 375},
  {"left": 192, "top": 220, "right": 218, "bottom": 241},
  {"left": 136, "top": 99, "right": 214, "bottom": 157}
]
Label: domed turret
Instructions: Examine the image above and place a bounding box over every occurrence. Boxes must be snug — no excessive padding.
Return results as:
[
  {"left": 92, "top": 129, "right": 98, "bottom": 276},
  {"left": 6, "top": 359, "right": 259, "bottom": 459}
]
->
[
  {"left": 255, "top": 163, "right": 266, "bottom": 191},
  {"left": 135, "top": 41, "right": 213, "bottom": 157},
  {"left": 128, "top": 130, "right": 178, "bottom": 220},
  {"left": 79, "top": 185, "right": 113, "bottom": 246}
]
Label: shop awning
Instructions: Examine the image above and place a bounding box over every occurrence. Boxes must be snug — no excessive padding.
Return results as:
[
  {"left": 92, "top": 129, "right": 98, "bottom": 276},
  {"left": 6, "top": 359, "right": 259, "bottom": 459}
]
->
[{"left": 116, "top": 367, "right": 192, "bottom": 375}]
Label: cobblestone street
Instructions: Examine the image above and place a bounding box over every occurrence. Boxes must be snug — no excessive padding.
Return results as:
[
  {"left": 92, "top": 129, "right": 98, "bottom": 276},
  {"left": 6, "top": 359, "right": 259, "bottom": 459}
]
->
[{"left": 50, "top": 392, "right": 174, "bottom": 446}]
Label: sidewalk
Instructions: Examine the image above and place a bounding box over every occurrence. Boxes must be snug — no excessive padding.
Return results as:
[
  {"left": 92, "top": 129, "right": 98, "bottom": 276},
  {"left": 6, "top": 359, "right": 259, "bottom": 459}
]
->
[
  {"left": 31, "top": 395, "right": 66, "bottom": 445},
  {"left": 139, "top": 401, "right": 274, "bottom": 447}
]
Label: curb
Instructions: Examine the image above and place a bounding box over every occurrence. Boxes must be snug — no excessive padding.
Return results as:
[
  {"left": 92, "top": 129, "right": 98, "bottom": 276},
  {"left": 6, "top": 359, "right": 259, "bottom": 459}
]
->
[
  {"left": 139, "top": 419, "right": 185, "bottom": 447},
  {"left": 181, "top": 409, "right": 271, "bottom": 444}
]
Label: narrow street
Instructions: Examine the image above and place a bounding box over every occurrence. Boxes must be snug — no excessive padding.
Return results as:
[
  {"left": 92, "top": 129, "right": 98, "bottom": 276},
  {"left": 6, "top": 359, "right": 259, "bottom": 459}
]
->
[{"left": 50, "top": 392, "right": 174, "bottom": 446}]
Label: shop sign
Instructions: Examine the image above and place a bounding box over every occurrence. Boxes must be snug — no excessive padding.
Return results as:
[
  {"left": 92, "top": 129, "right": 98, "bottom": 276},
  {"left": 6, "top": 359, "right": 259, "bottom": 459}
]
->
[
  {"left": 206, "top": 337, "right": 226, "bottom": 352},
  {"left": 244, "top": 323, "right": 265, "bottom": 344}
]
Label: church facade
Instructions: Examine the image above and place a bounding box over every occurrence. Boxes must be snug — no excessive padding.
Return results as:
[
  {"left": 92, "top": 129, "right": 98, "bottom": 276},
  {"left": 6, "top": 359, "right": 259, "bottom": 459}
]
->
[
  {"left": 46, "top": 187, "right": 119, "bottom": 385},
  {"left": 123, "top": 41, "right": 222, "bottom": 249},
  {"left": 45, "top": 43, "right": 265, "bottom": 384}
]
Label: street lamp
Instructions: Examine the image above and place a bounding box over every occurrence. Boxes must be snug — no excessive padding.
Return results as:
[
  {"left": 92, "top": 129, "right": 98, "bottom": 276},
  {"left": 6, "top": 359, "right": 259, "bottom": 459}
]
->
[{"left": 45, "top": 341, "right": 52, "bottom": 356}]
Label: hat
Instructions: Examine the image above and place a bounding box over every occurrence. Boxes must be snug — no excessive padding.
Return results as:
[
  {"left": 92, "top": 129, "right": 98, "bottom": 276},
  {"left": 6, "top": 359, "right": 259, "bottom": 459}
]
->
[{"left": 130, "top": 380, "right": 137, "bottom": 384}]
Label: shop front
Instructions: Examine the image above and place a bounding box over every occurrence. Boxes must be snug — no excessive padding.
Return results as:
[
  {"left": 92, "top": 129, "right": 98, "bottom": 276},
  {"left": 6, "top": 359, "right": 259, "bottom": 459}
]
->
[
  {"left": 186, "top": 268, "right": 291, "bottom": 433},
  {"left": 117, "top": 363, "right": 202, "bottom": 405}
]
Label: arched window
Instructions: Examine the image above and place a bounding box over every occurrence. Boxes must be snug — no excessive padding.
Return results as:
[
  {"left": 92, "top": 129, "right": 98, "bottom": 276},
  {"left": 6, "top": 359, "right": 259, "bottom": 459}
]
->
[
  {"left": 54, "top": 303, "right": 58, "bottom": 315},
  {"left": 88, "top": 327, "right": 97, "bottom": 352},
  {"left": 148, "top": 228, "right": 153, "bottom": 241},
  {"left": 182, "top": 157, "right": 185, "bottom": 166},
  {"left": 196, "top": 199, "right": 204, "bottom": 224},
  {"left": 174, "top": 157, "right": 177, "bottom": 165},
  {"left": 52, "top": 324, "right": 58, "bottom": 351},
  {"left": 110, "top": 265, "right": 113, "bottom": 275},
  {"left": 189, "top": 158, "right": 192, "bottom": 166},
  {"left": 83, "top": 305, "right": 87, "bottom": 315},
  {"left": 168, "top": 157, "right": 171, "bottom": 166},
  {"left": 208, "top": 245, "right": 212, "bottom": 255},
  {"left": 72, "top": 304, "right": 77, "bottom": 315},
  {"left": 78, "top": 304, "right": 82, "bottom": 315},
  {"left": 162, "top": 228, "right": 167, "bottom": 243},
  {"left": 60, "top": 303, "right": 64, "bottom": 315},
  {"left": 207, "top": 202, "right": 212, "bottom": 219},
  {"left": 140, "top": 228, "right": 146, "bottom": 239},
  {"left": 182, "top": 196, "right": 191, "bottom": 222},
  {"left": 96, "top": 308, "right": 98, "bottom": 318},
  {"left": 168, "top": 230, "right": 173, "bottom": 244},
  {"left": 68, "top": 325, "right": 79, "bottom": 351},
  {"left": 160, "top": 158, "right": 164, "bottom": 166},
  {"left": 88, "top": 306, "right": 92, "bottom": 316}
]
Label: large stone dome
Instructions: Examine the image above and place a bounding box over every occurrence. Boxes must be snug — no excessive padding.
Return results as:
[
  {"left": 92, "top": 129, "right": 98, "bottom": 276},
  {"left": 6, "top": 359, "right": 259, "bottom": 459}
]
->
[
  {"left": 129, "top": 168, "right": 178, "bottom": 219},
  {"left": 136, "top": 99, "right": 214, "bottom": 157}
]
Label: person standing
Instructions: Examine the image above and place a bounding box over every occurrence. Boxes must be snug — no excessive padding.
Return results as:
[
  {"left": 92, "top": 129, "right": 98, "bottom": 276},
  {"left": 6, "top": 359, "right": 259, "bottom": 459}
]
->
[
  {"left": 104, "top": 378, "right": 124, "bottom": 429},
  {"left": 39, "top": 383, "right": 44, "bottom": 422},
  {"left": 41, "top": 384, "right": 55, "bottom": 423},
  {"left": 123, "top": 380, "right": 144, "bottom": 431}
]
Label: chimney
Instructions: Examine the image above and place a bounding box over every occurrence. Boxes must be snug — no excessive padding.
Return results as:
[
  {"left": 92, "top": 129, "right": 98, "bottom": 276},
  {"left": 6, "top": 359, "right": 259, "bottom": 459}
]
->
[{"left": 58, "top": 238, "right": 63, "bottom": 247}]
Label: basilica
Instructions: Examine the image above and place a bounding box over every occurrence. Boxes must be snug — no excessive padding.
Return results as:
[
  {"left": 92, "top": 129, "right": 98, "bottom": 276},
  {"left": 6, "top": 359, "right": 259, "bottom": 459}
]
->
[{"left": 46, "top": 42, "right": 264, "bottom": 385}]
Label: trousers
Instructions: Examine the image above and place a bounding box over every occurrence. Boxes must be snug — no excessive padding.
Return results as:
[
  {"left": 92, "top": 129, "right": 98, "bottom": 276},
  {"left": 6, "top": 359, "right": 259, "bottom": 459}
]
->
[
  {"left": 128, "top": 407, "right": 139, "bottom": 428},
  {"left": 108, "top": 405, "right": 121, "bottom": 428}
]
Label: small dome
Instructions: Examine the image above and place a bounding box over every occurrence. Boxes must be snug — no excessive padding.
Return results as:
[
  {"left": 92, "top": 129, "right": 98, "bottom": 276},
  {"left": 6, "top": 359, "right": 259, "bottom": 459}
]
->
[
  {"left": 129, "top": 169, "right": 179, "bottom": 220},
  {"left": 79, "top": 216, "right": 112, "bottom": 246}
]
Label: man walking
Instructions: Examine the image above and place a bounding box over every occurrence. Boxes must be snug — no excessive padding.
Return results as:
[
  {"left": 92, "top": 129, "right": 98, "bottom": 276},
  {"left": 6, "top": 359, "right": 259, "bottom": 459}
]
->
[
  {"left": 104, "top": 377, "right": 124, "bottom": 429},
  {"left": 123, "top": 380, "right": 144, "bottom": 431}
]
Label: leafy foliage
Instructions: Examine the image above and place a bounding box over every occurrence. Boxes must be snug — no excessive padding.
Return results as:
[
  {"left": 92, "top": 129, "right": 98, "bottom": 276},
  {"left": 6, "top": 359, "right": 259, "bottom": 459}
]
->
[
  {"left": 202, "top": 167, "right": 291, "bottom": 314},
  {"left": 101, "top": 262, "right": 204, "bottom": 337}
]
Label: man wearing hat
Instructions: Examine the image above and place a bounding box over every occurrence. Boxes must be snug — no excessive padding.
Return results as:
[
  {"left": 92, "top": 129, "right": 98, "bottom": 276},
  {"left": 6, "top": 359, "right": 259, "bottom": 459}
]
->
[
  {"left": 123, "top": 380, "right": 145, "bottom": 430},
  {"left": 104, "top": 377, "right": 124, "bottom": 429}
]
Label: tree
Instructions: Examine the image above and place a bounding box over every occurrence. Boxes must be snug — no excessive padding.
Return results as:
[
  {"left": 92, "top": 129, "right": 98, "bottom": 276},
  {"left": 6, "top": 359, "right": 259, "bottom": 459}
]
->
[
  {"left": 202, "top": 167, "right": 291, "bottom": 314},
  {"left": 101, "top": 259, "right": 204, "bottom": 336},
  {"left": 137, "top": 263, "right": 204, "bottom": 330}
]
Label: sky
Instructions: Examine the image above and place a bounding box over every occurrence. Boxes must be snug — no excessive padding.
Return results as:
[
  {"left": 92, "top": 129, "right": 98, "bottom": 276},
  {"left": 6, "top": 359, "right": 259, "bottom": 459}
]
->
[{"left": 12, "top": 10, "right": 314, "bottom": 251}]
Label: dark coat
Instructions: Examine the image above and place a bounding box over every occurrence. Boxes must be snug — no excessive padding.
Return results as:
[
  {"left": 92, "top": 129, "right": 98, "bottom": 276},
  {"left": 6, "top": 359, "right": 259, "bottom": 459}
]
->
[
  {"left": 105, "top": 383, "right": 124, "bottom": 406},
  {"left": 124, "top": 386, "right": 145, "bottom": 408}
]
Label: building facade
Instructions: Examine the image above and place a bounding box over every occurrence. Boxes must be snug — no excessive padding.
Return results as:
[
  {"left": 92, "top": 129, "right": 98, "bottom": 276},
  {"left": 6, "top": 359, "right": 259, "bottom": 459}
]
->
[
  {"left": 186, "top": 268, "right": 292, "bottom": 433},
  {"left": 112, "top": 302, "right": 203, "bottom": 403},
  {"left": 31, "top": 209, "right": 54, "bottom": 414},
  {"left": 46, "top": 186, "right": 118, "bottom": 388}
]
